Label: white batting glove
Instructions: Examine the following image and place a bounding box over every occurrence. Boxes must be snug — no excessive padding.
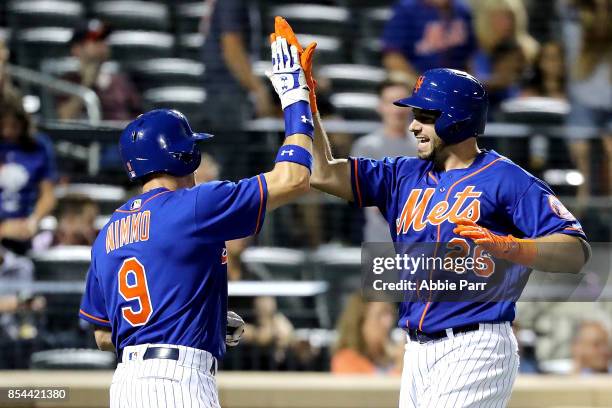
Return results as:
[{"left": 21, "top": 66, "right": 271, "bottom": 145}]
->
[
  {"left": 266, "top": 36, "right": 310, "bottom": 110},
  {"left": 226, "top": 310, "right": 245, "bottom": 347}
]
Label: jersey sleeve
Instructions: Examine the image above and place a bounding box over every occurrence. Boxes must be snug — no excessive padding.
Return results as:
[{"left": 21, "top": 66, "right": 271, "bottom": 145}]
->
[
  {"left": 218, "top": 0, "right": 246, "bottom": 34},
  {"left": 194, "top": 174, "right": 267, "bottom": 242},
  {"left": 511, "top": 179, "right": 586, "bottom": 239},
  {"left": 79, "top": 261, "right": 111, "bottom": 328},
  {"left": 349, "top": 156, "right": 400, "bottom": 217}
]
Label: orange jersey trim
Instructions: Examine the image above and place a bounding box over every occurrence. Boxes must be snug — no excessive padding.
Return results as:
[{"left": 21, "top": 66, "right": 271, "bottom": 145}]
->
[
  {"left": 255, "top": 175, "right": 265, "bottom": 234},
  {"left": 79, "top": 309, "right": 110, "bottom": 324},
  {"left": 418, "top": 157, "right": 504, "bottom": 331},
  {"left": 353, "top": 159, "right": 363, "bottom": 207},
  {"left": 115, "top": 190, "right": 171, "bottom": 214},
  {"left": 428, "top": 172, "right": 438, "bottom": 184}
]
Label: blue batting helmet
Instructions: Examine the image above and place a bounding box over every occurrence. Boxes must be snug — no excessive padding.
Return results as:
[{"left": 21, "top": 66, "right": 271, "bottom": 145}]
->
[
  {"left": 119, "top": 109, "right": 213, "bottom": 181},
  {"left": 394, "top": 68, "right": 488, "bottom": 145}
]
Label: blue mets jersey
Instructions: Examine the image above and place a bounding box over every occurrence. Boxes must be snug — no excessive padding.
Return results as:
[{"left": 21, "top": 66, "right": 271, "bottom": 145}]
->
[
  {"left": 79, "top": 175, "right": 267, "bottom": 359},
  {"left": 350, "top": 150, "right": 586, "bottom": 332}
]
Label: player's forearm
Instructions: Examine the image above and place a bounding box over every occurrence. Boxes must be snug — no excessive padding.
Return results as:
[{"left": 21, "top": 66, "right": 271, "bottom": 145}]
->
[
  {"left": 32, "top": 180, "right": 56, "bottom": 224},
  {"left": 530, "top": 234, "right": 589, "bottom": 274},
  {"left": 221, "top": 33, "right": 263, "bottom": 93},
  {"left": 94, "top": 327, "right": 115, "bottom": 352},
  {"left": 310, "top": 113, "right": 353, "bottom": 201},
  {"left": 264, "top": 133, "right": 312, "bottom": 211},
  {"left": 57, "top": 96, "right": 85, "bottom": 120},
  {"left": 382, "top": 52, "right": 418, "bottom": 84}
]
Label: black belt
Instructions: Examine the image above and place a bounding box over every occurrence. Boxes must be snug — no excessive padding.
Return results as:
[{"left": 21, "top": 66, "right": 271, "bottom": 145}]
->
[
  {"left": 121, "top": 346, "right": 180, "bottom": 363},
  {"left": 120, "top": 347, "right": 217, "bottom": 376},
  {"left": 407, "top": 323, "right": 480, "bottom": 343}
]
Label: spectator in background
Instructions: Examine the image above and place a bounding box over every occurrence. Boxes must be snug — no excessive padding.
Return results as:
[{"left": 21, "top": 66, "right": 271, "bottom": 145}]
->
[
  {"left": 0, "top": 245, "right": 45, "bottom": 369},
  {"left": 32, "top": 195, "right": 100, "bottom": 251},
  {"left": 57, "top": 20, "right": 141, "bottom": 121},
  {"left": 382, "top": 0, "right": 477, "bottom": 85},
  {"left": 242, "top": 296, "right": 295, "bottom": 366},
  {"left": 351, "top": 76, "right": 417, "bottom": 242},
  {"left": 0, "top": 95, "right": 56, "bottom": 254},
  {"left": 201, "top": 0, "right": 274, "bottom": 179},
  {"left": 0, "top": 39, "right": 21, "bottom": 103},
  {"left": 482, "top": 40, "right": 528, "bottom": 117},
  {"left": 562, "top": 0, "right": 612, "bottom": 199},
  {"left": 471, "top": 0, "right": 538, "bottom": 115},
  {"left": 332, "top": 294, "right": 400, "bottom": 375},
  {"left": 201, "top": 0, "right": 273, "bottom": 129},
  {"left": 571, "top": 321, "right": 611, "bottom": 374},
  {"left": 521, "top": 41, "right": 567, "bottom": 99}
]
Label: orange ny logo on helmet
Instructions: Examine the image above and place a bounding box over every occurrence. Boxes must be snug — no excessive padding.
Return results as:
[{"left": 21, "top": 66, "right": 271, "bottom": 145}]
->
[{"left": 414, "top": 76, "right": 425, "bottom": 93}]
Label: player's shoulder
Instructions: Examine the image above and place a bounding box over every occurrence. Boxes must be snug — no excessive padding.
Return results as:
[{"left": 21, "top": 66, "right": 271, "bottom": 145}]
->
[{"left": 485, "top": 150, "right": 552, "bottom": 194}]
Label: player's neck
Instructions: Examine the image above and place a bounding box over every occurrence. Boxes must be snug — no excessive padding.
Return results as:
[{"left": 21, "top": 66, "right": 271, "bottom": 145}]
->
[
  {"left": 435, "top": 139, "right": 481, "bottom": 172},
  {"left": 142, "top": 174, "right": 195, "bottom": 193}
]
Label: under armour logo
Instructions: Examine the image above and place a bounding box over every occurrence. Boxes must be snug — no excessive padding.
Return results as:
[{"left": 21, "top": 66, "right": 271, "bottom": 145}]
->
[
  {"left": 281, "top": 149, "right": 294, "bottom": 156},
  {"left": 301, "top": 115, "right": 313, "bottom": 126},
  {"left": 281, "top": 76, "right": 288, "bottom": 91}
]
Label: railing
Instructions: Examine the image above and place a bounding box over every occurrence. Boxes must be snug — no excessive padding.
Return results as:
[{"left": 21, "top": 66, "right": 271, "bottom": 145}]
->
[{"left": 7, "top": 64, "right": 102, "bottom": 125}]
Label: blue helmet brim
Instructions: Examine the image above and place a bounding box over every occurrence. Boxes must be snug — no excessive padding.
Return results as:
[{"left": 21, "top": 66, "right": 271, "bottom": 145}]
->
[
  {"left": 192, "top": 132, "right": 214, "bottom": 140},
  {"left": 393, "top": 96, "right": 440, "bottom": 112}
]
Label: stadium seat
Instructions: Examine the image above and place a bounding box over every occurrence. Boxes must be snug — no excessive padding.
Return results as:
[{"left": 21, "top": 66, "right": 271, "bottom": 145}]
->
[
  {"left": 143, "top": 86, "right": 206, "bottom": 127},
  {"left": 40, "top": 57, "right": 80, "bottom": 78},
  {"left": 31, "top": 245, "right": 91, "bottom": 281},
  {"left": 92, "top": 1, "right": 170, "bottom": 31},
  {"left": 354, "top": 37, "right": 383, "bottom": 66},
  {"left": 358, "top": 6, "right": 391, "bottom": 39},
  {"left": 260, "top": 34, "right": 345, "bottom": 65},
  {"left": 318, "top": 64, "right": 386, "bottom": 93},
  {"left": 177, "top": 33, "right": 204, "bottom": 61},
  {"left": 7, "top": 0, "right": 84, "bottom": 29},
  {"left": 30, "top": 349, "right": 116, "bottom": 369},
  {"left": 330, "top": 92, "right": 379, "bottom": 121},
  {"left": 312, "top": 246, "right": 362, "bottom": 327},
  {"left": 268, "top": 4, "right": 350, "bottom": 39},
  {"left": 127, "top": 58, "right": 205, "bottom": 92},
  {"left": 15, "top": 27, "right": 72, "bottom": 69},
  {"left": 175, "top": 2, "right": 210, "bottom": 35},
  {"left": 240, "top": 247, "right": 307, "bottom": 280},
  {"left": 0, "top": 27, "right": 10, "bottom": 43},
  {"left": 107, "top": 31, "right": 174, "bottom": 63}
]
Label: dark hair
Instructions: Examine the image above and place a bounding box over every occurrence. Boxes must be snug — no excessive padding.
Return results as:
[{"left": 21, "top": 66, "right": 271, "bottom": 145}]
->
[
  {"left": 0, "top": 94, "right": 36, "bottom": 151},
  {"left": 376, "top": 75, "right": 412, "bottom": 96},
  {"left": 490, "top": 39, "right": 523, "bottom": 64},
  {"left": 523, "top": 42, "right": 567, "bottom": 96}
]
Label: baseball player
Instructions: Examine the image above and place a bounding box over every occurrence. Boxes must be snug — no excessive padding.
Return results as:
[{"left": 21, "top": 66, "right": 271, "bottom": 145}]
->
[
  {"left": 273, "top": 18, "right": 590, "bottom": 407},
  {"left": 78, "top": 27, "right": 315, "bottom": 407}
]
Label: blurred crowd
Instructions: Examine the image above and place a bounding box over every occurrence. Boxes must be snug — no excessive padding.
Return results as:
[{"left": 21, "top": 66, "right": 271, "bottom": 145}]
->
[{"left": 0, "top": 0, "right": 611, "bottom": 373}]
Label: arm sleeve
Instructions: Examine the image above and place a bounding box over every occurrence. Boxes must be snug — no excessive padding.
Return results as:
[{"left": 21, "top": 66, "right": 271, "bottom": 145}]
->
[
  {"left": 38, "top": 135, "right": 58, "bottom": 182},
  {"left": 218, "top": 0, "right": 246, "bottom": 34},
  {"left": 349, "top": 157, "right": 399, "bottom": 218},
  {"left": 195, "top": 174, "right": 267, "bottom": 242},
  {"left": 79, "top": 262, "right": 111, "bottom": 328},
  {"left": 511, "top": 179, "right": 586, "bottom": 239}
]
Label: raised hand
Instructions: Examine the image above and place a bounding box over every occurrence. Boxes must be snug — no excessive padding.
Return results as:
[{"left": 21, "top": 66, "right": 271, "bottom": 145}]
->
[{"left": 266, "top": 34, "right": 310, "bottom": 111}]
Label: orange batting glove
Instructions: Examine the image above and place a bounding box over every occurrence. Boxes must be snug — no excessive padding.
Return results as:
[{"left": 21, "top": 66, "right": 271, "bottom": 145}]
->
[
  {"left": 453, "top": 218, "right": 537, "bottom": 266},
  {"left": 273, "top": 16, "right": 318, "bottom": 113}
]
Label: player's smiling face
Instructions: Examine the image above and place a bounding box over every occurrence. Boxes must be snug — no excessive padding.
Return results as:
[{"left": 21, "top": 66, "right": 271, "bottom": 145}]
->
[{"left": 409, "top": 108, "right": 444, "bottom": 161}]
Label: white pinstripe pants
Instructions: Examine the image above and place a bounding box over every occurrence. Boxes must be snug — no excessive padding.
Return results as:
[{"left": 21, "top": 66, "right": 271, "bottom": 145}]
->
[
  {"left": 399, "top": 322, "right": 519, "bottom": 408},
  {"left": 110, "top": 344, "right": 221, "bottom": 408}
]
